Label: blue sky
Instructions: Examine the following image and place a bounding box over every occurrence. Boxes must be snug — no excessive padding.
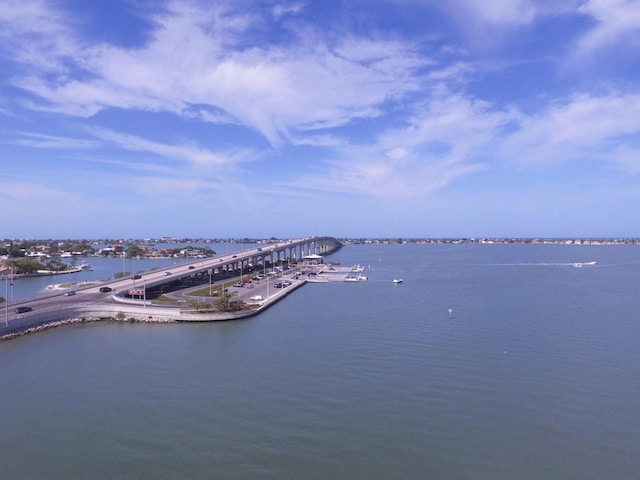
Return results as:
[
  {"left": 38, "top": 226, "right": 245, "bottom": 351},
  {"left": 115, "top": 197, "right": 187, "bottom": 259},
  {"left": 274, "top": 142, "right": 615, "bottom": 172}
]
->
[{"left": 2, "top": 0, "right": 640, "bottom": 239}]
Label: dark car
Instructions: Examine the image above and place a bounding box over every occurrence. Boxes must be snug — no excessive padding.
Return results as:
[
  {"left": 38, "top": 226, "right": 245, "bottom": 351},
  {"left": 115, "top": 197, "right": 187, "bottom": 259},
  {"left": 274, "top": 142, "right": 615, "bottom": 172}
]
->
[
  {"left": 64, "top": 291, "right": 76, "bottom": 296},
  {"left": 131, "top": 274, "right": 141, "bottom": 280},
  {"left": 99, "top": 286, "right": 113, "bottom": 293},
  {"left": 15, "top": 306, "right": 33, "bottom": 314}
]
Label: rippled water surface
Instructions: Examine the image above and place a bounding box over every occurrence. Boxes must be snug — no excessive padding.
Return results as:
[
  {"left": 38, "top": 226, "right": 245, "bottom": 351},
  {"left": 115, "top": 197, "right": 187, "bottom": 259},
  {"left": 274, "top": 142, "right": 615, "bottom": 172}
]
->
[{"left": 2, "top": 243, "right": 639, "bottom": 479}]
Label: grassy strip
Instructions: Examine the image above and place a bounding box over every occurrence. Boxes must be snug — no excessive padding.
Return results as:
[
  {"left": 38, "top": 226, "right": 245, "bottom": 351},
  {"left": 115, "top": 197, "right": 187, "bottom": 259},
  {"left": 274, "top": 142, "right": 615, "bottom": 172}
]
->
[
  {"left": 153, "top": 295, "right": 182, "bottom": 304},
  {"left": 188, "top": 286, "right": 234, "bottom": 297},
  {"left": 188, "top": 276, "right": 251, "bottom": 297}
]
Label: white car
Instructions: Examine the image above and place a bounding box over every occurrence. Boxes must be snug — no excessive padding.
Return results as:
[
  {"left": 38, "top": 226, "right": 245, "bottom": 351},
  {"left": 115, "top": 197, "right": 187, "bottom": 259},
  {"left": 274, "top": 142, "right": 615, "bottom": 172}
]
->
[{"left": 249, "top": 295, "right": 263, "bottom": 301}]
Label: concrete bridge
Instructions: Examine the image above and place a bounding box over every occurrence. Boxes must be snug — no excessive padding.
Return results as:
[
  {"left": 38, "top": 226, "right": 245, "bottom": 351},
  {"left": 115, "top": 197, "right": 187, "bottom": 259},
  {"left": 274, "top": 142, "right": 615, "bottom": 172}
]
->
[
  {"left": 1, "top": 236, "right": 343, "bottom": 338},
  {"left": 147, "top": 236, "right": 340, "bottom": 286}
]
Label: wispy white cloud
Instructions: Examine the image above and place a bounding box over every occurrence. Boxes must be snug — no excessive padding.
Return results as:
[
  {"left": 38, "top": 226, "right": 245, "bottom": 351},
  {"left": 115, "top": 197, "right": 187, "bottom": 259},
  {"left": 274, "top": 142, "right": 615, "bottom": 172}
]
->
[
  {"left": 502, "top": 92, "right": 640, "bottom": 168},
  {"left": 293, "top": 88, "right": 640, "bottom": 198},
  {"left": 3, "top": 132, "right": 101, "bottom": 150},
  {"left": 609, "top": 145, "right": 640, "bottom": 174},
  {"left": 286, "top": 92, "right": 511, "bottom": 197},
  {"left": 0, "top": 183, "right": 87, "bottom": 217},
  {"left": 271, "top": 1, "right": 306, "bottom": 21},
  {"left": 429, "top": 0, "right": 581, "bottom": 27},
  {"left": 0, "top": 0, "right": 80, "bottom": 72},
  {"left": 87, "top": 127, "right": 253, "bottom": 170},
  {"left": 2, "top": 125, "right": 253, "bottom": 177},
  {"left": 457, "top": 0, "right": 538, "bottom": 25},
  {"left": 575, "top": 0, "right": 640, "bottom": 54},
  {"left": 3, "top": 0, "right": 433, "bottom": 147}
]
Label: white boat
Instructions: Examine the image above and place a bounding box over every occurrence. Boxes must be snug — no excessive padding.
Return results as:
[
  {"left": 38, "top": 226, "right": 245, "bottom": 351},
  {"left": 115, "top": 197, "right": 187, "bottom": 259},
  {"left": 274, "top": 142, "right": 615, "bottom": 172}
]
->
[
  {"left": 79, "top": 260, "right": 93, "bottom": 270},
  {"left": 393, "top": 279, "right": 403, "bottom": 284},
  {"left": 344, "top": 273, "right": 368, "bottom": 282},
  {"left": 572, "top": 261, "right": 597, "bottom": 268}
]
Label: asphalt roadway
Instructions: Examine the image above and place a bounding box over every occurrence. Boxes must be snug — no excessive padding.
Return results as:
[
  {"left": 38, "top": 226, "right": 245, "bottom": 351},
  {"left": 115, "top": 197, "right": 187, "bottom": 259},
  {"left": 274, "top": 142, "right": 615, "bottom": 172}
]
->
[{"left": 1, "top": 260, "right": 318, "bottom": 336}]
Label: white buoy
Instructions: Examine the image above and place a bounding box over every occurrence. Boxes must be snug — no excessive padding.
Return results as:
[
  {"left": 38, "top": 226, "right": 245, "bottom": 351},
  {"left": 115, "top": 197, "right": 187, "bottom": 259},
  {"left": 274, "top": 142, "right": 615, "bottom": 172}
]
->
[{"left": 448, "top": 307, "right": 454, "bottom": 318}]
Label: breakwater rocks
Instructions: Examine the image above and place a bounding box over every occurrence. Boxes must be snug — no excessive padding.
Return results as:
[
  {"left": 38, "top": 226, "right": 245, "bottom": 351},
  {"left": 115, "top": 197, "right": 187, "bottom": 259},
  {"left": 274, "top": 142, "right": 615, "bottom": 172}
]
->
[{"left": 0, "top": 315, "right": 177, "bottom": 342}]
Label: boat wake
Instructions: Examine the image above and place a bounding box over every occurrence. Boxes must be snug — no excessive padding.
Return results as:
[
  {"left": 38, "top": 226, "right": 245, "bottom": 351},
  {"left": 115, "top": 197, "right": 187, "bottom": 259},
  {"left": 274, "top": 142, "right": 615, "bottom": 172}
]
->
[{"left": 489, "top": 261, "right": 597, "bottom": 267}]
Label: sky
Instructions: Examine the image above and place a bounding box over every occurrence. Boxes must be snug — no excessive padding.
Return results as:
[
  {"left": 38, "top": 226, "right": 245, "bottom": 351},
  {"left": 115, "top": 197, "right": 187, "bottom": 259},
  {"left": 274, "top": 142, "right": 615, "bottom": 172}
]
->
[{"left": 1, "top": 0, "right": 640, "bottom": 239}]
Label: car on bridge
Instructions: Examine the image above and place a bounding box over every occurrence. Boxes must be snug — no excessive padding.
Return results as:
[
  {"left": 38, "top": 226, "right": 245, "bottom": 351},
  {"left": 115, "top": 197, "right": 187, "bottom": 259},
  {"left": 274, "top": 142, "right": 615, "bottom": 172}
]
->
[{"left": 15, "top": 306, "right": 33, "bottom": 314}]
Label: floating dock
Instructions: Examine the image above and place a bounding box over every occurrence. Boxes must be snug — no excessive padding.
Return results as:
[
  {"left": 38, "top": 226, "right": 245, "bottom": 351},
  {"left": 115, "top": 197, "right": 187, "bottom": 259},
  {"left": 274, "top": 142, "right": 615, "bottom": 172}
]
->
[{"left": 306, "top": 265, "right": 367, "bottom": 282}]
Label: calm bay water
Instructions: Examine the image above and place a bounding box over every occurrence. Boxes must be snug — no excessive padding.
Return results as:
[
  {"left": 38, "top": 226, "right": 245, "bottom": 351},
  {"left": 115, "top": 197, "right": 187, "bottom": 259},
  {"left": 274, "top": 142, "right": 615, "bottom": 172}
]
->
[{"left": 1, "top": 243, "right": 639, "bottom": 479}]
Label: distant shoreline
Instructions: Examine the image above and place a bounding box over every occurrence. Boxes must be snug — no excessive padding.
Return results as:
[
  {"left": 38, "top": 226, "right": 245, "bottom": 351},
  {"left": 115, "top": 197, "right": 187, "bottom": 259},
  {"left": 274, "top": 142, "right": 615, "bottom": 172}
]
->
[{"left": 344, "top": 238, "right": 640, "bottom": 245}]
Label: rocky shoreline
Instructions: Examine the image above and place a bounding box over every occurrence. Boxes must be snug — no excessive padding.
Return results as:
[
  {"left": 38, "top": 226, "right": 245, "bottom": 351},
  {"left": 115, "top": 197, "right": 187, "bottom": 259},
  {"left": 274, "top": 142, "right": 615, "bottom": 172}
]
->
[{"left": 0, "top": 315, "right": 177, "bottom": 342}]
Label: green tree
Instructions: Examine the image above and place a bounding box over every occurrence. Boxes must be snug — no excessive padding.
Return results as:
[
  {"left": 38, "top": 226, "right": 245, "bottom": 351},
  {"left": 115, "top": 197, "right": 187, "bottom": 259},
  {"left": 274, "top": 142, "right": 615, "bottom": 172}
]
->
[
  {"left": 126, "top": 245, "right": 145, "bottom": 257},
  {"left": 59, "top": 241, "right": 74, "bottom": 252},
  {"left": 215, "top": 293, "right": 233, "bottom": 312},
  {"left": 76, "top": 241, "right": 95, "bottom": 255},
  {"left": 14, "top": 258, "right": 44, "bottom": 274},
  {"left": 8, "top": 243, "right": 25, "bottom": 257},
  {"left": 44, "top": 259, "right": 68, "bottom": 272}
]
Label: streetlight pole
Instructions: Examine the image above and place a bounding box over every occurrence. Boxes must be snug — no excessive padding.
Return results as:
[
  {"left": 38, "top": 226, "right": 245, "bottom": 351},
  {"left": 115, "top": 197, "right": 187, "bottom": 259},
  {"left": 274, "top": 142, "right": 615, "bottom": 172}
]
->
[
  {"left": 4, "top": 274, "right": 8, "bottom": 327},
  {"left": 263, "top": 260, "right": 268, "bottom": 299}
]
